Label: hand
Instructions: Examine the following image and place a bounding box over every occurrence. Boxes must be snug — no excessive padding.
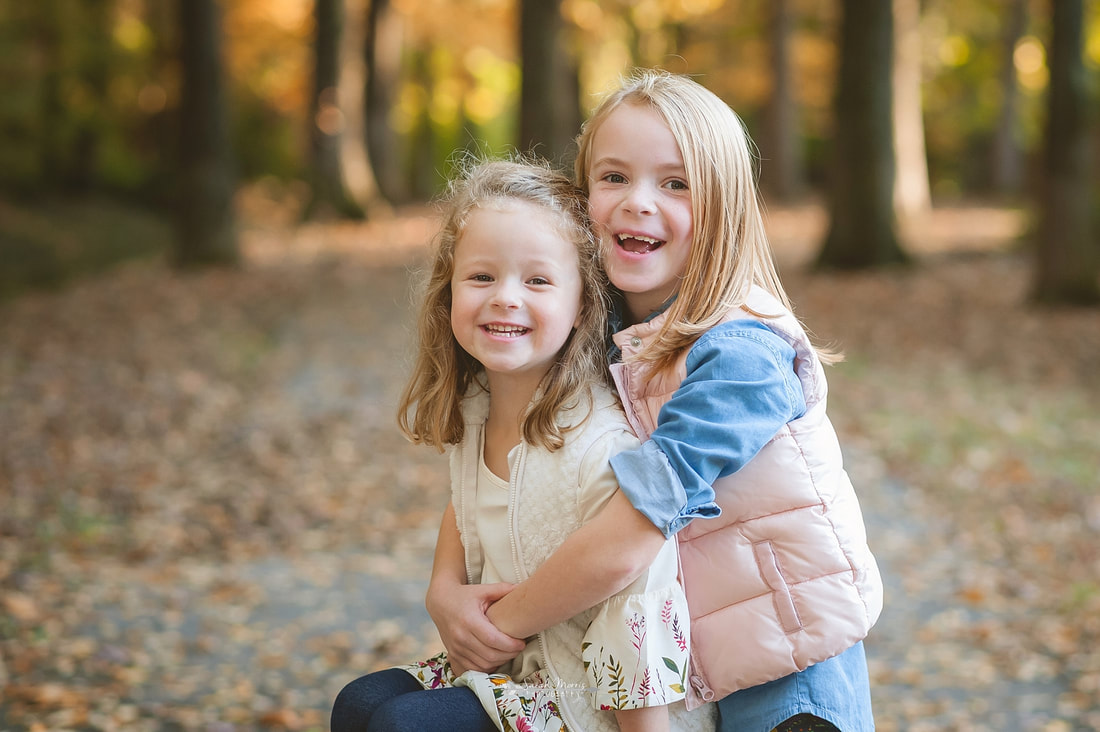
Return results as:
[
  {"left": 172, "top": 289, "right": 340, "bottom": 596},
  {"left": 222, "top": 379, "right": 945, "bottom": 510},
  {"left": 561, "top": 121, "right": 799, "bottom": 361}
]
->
[{"left": 426, "top": 580, "right": 526, "bottom": 675}]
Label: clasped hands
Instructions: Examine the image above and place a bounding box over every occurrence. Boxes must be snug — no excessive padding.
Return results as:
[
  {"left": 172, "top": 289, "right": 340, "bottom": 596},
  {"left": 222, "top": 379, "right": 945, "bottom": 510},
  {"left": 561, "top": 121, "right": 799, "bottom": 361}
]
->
[{"left": 425, "top": 580, "right": 525, "bottom": 677}]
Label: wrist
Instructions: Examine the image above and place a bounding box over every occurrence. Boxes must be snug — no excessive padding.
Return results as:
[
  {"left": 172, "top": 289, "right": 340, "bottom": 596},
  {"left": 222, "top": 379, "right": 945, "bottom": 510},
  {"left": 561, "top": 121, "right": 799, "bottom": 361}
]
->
[
  {"left": 426, "top": 574, "right": 461, "bottom": 613},
  {"left": 486, "top": 588, "right": 524, "bottom": 638}
]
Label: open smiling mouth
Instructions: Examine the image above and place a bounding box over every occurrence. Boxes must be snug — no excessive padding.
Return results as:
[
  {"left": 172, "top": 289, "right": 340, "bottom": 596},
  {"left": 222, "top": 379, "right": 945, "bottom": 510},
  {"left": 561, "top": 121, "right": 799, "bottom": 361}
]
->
[
  {"left": 483, "top": 324, "right": 530, "bottom": 337},
  {"left": 617, "top": 233, "right": 664, "bottom": 253}
]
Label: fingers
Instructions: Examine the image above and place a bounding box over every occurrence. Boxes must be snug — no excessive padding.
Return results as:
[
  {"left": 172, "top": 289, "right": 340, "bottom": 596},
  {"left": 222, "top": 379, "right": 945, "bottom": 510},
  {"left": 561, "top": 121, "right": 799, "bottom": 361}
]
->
[
  {"left": 476, "top": 582, "right": 516, "bottom": 605},
  {"left": 443, "top": 630, "right": 511, "bottom": 674},
  {"left": 428, "top": 581, "right": 526, "bottom": 672},
  {"left": 449, "top": 613, "right": 524, "bottom": 670}
]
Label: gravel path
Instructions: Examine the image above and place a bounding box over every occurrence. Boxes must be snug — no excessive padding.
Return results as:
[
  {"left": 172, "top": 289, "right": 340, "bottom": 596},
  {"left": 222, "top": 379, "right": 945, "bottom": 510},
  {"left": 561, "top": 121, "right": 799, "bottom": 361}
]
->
[
  {"left": 3, "top": 225, "right": 1093, "bottom": 731},
  {"left": 850, "top": 455, "right": 1078, "bottom": 731},
  {"left": 129, "top": 260, "right": 1076, "bottom": 731}
]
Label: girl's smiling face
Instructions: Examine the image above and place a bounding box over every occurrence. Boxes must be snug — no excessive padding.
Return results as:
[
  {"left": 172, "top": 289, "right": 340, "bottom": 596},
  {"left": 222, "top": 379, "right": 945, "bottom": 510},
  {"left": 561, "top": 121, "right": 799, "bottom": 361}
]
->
[
  {"left": 449, "top": 201, "right": 583, "bottom": 394},
  {"left": 585, "top": 102, "right": 694, "bottom": 324}
]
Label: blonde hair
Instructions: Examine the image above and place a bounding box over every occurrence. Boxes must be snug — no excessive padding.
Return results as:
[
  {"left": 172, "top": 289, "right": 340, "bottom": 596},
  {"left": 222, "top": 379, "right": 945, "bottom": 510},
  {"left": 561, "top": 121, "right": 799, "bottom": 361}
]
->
[
  {"left": 575, "top": 68, "right": 837, "bottom": 370},
  {"left": 397, "top": 157, "right": 609, "bottom": 452}
]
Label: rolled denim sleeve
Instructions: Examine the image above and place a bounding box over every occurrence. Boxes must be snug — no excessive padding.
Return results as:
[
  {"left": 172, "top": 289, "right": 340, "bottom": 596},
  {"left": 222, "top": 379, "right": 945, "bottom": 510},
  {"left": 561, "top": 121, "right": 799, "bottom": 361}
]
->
[{"left": 611, "top": 320, "right": 807, "bottom": 538}]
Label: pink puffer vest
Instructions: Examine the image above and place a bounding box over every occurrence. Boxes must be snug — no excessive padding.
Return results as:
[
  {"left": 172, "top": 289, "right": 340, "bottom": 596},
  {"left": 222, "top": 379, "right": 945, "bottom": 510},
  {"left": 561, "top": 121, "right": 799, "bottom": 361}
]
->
[{"left": 609, "top": 287, "right": 883, "bottom": 710}]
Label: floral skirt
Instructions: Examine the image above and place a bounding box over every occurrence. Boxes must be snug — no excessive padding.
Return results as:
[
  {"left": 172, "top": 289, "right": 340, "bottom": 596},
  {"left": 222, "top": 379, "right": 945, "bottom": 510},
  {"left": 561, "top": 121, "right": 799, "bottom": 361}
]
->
[{"left": 399, "top": 652, "right": 567, "bottom": 732}]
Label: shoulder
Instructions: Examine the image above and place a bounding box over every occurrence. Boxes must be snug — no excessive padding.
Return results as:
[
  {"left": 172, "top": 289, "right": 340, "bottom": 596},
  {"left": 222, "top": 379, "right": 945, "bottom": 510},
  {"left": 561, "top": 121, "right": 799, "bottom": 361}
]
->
[
  {"left": 688, "top": 319, "right": 797, "bottom": 376},
  {"left": 557, "top": 383, "right": 629, "bottom": 433},
  {"left": 680, "top": 319, "right": 806, "bottom": 416},
  {"left": 522, "top": 403, "right": 635, "bottom": 504},
  {"left": 556, "top": 385, "right": 639, "bottom": 463}
]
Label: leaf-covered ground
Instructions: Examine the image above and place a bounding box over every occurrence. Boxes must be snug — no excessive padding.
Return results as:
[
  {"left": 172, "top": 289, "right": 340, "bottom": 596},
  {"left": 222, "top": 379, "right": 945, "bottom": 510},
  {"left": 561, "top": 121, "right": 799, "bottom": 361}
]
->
[{"left": 1, "top": 198, "right": 1098, "bottom": 731}]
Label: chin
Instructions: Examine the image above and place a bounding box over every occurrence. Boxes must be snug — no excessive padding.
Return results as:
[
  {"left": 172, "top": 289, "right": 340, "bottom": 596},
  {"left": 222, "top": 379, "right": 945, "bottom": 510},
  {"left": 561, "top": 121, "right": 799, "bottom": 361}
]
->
[{"left": 607, "top": 269, "right": 659, "bottom": 294}]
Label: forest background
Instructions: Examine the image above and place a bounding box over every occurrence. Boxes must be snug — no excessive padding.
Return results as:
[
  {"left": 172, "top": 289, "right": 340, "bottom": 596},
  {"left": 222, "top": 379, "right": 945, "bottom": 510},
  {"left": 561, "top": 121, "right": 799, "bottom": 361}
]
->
[
  {"left": 1, "top": 0, "right": 1100, "bottom": 731},
  {"left": 0, "top": 0, "right": 1098, "bottom": 288}
]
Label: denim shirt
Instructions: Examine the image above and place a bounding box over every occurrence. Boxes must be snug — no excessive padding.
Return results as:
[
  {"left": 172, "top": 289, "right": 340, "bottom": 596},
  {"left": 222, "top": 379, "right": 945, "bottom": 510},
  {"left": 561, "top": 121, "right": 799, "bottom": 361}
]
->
[
  {"left": 608, "top": 317, "right": 807, "bottom": 537},
  {"left": 719, "top": 641, "right": 875, "bottom": 732}
]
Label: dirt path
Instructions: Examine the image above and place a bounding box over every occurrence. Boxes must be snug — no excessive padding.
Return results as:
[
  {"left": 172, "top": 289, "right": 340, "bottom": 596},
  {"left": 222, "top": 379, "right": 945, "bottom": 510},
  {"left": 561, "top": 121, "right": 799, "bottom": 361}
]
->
[
  {"left": 3, "top": 207, "right": 1096, "bottom": 731},
  {"left": 851, "top": 455, "right": 1078, "bottom": 731}
]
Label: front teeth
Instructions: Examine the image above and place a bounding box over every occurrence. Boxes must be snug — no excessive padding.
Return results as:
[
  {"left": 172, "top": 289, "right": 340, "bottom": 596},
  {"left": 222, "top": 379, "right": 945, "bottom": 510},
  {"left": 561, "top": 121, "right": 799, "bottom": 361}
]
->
[
  {"left": 485, "top": 325, "right": 528, "bottom": 336},
  {"left": 618, "top": 233, "right": 661, "bottom": 245}
]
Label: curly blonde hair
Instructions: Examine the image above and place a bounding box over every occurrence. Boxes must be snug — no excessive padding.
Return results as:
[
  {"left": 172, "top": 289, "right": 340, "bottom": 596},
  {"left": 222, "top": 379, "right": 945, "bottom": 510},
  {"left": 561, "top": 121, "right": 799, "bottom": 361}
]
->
[
  {"left": 397, "top": 157, "right": 610, "bottom": 452},
  {"left": 575, "top": 69, "right": 838, "bottom": 370}
]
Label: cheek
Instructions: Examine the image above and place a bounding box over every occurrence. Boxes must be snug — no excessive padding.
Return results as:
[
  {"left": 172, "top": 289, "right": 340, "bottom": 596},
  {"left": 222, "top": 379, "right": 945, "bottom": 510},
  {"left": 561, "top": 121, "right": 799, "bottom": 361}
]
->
[
  {"left": 449, "top": 306, "right": 463, "bottom": 344},
  {"left": 587, "top": 194, "right": 613, "bottom": 228},
  {"left": 450, "top": 291, "right": 473, "bottom": 330},
  {"left": 676, "top": 204, "right": 695, "bottom": 238},
  {"left": 560, "top": 288, "right": 585, "bottom": 332}
]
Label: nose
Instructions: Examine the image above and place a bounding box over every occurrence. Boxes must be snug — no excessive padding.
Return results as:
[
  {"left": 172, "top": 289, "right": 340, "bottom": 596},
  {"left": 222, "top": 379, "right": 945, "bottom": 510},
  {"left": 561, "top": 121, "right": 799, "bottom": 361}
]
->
[
  {"left": 623, "top": 182, "right": 657, "bottom": 215},
  {"left": 490, "top": 279, "right": 522, "bottom": 309}
]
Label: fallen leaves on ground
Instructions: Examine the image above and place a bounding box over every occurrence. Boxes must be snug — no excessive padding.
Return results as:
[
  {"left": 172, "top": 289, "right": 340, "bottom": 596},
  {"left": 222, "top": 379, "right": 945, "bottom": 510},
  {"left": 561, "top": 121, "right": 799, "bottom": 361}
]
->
[{"left": 1, "top": 201, "right": 1097, "bottom": 731}]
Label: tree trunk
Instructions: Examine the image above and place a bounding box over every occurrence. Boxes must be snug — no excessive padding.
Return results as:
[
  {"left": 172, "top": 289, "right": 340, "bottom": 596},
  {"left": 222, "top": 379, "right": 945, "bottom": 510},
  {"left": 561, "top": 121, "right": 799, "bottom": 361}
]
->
[
  {"left": 174, "top": 0, "right": 238, "bottom": 268},
  {"left": 49, "top": 0, "right": 112, "bottom": 193},
  {"left": 991, "top": 0, "right": 1028, "bottom": 196},
  {"left": 761, "top": 0, "right": 804, "bottom": 201},
  {"left": 303, "top": 0, "right": 364, "bottom": 220},
  {"left": 1033, "top": 0, "right": 1099, "bottom": 305},
  {"left": 407, "top": 50, "right": 440, "bottom": 200},
  {"left": 892, "top": 0, "right": 931, "bottom": 219},
  {"left": 365, "top": 0, "right": 406, "bottom": 204},
  {"left": 519, "top": 0, "right": 579, "bottom": 165},
  {"left": 37, "top": 0, "right": 65, "bottom": 192},
  {"left": 817, "top": 0, "right": 906, "bottom": 269},
  {"left": 144, "top": 0, "right": 176, "bottom": 202},
  {"left": 327, "top": 0, "right": 384, "bottom": 215}
]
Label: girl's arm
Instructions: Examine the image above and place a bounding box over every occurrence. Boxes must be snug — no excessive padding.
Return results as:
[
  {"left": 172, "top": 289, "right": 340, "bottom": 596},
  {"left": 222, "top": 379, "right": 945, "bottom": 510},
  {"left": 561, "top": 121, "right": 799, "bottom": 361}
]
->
[
  {"left": 486, "top": 489, "right": 667, "bottom": 639},
  {"left": 486, "top": 323, "right": 803, "bottom": 643},
  {"left": 485, "top": 322, "right": 803, "bottom": 639},
  {"left": 611, "top": 320, "right": 806, "bottom": 535},
  {"left": 425, "top": 502, "right": 526, "bottom": 675}
]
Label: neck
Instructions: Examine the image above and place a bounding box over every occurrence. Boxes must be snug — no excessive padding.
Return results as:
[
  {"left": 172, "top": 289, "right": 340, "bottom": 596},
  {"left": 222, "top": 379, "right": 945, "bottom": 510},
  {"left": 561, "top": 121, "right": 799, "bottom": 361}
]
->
[
  {"left": 483, "top": 372, "right": 543, "bottom": 436},
  {"left": 623, "top": 301, "right": 649, "bottom": 327},
  {"left": 481, "top": 372, "right": 543, "bottom": 478},
  {"left": 623, "top": 291, "right": 675, "bottom": 327}
]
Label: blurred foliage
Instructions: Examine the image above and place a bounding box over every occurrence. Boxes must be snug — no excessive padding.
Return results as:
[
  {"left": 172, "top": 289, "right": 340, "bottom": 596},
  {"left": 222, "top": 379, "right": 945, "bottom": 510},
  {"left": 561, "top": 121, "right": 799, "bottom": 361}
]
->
[
  {"left": 2, "top": 0, "right": 1098, "bottom": 201},
  {"left": 0, "top": 0, "right": 1098, "bottom": 293}
]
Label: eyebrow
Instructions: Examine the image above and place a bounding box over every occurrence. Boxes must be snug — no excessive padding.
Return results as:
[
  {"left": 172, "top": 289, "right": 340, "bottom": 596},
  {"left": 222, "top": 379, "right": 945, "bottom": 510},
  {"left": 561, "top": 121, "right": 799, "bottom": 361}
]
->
[{"left": 590, "top": 155, "right": 686, "bottom": 173}]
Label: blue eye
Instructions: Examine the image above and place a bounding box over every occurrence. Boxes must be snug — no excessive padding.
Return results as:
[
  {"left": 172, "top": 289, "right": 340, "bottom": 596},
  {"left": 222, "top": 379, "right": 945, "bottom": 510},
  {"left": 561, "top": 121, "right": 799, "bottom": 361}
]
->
[
  {"left": 528, "top": 277, "right": 550, "bottom": 286},
  {"left": 604, "top": 173, "right": 626, "bottom": 184},
  {"left": 668, "top": 179, "right": 688, "bottom": 191}
]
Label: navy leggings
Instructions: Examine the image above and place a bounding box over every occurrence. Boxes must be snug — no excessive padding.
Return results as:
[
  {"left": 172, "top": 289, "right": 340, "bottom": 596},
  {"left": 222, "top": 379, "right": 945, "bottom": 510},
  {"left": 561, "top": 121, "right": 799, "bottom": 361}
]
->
[
  {"left": 331, "top": 670, "right": 839, "bottom": 732},
  {"left": 330, "top": 668, "right": 497, "bottom": 732}
]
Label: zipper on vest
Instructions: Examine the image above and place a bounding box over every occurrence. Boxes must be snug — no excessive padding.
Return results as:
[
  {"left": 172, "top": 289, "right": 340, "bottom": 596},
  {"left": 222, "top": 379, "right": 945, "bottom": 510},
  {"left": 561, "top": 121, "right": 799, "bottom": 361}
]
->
[
  {"left": 690, "top": 672, "right": 716, "bottom": 701},
  {"left": 506, "top": 442, "right": 526, "bottom": 582},
  {"left": 460, "top": 427, "right": 478, "bottom": 583}
]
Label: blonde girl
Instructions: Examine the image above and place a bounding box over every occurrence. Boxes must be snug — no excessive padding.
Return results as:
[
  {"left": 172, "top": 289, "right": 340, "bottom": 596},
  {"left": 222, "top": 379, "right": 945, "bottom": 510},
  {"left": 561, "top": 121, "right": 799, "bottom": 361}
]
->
[
  {"left": 331, "top": 158, "right": 714, "bottom": 732},
  {"left": 429, "top": 71, "right": 883, "bottom": 732}
]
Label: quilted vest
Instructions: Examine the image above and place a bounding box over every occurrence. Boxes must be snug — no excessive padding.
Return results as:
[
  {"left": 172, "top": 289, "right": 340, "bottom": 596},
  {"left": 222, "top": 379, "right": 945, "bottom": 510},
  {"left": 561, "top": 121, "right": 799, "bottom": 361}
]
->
[{"left": 609, "top": 287, "right": 883, "bottom": 710}]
